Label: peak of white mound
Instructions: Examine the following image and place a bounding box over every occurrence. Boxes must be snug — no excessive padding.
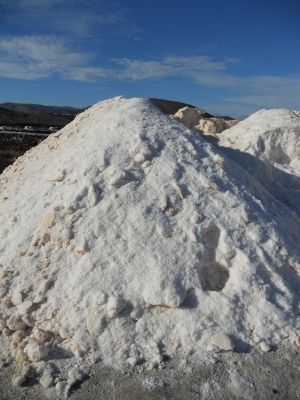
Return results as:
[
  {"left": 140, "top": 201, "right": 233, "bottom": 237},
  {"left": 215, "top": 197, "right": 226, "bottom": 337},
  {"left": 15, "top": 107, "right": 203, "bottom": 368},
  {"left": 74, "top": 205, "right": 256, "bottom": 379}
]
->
[
  {"left": 0, "top": 98, "right": 300, "bottom": 384},
  {"left": 218, "top": 108, "right": 300, "bottom": 217}
]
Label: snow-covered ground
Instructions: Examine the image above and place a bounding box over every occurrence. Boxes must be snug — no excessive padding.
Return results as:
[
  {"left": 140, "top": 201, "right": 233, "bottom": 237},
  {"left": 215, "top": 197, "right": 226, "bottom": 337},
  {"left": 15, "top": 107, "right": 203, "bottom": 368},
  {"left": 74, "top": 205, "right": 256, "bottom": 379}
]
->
[{"left": 0, "top": 97, "right": 300, "bottom": 394}]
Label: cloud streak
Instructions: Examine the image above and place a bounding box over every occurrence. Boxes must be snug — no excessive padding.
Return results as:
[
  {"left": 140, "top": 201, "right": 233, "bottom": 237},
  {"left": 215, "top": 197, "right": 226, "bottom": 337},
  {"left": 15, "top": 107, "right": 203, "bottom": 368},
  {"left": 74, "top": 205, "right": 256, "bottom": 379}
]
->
[
  {"left": 1, "top": 0, "right": 141, "bottom": 40},
  {"left": 0, "top": 36, "right": 90, "bottom": 80},
  {"left": 0, "top": 35, "right": 299, "bottom": 110}
]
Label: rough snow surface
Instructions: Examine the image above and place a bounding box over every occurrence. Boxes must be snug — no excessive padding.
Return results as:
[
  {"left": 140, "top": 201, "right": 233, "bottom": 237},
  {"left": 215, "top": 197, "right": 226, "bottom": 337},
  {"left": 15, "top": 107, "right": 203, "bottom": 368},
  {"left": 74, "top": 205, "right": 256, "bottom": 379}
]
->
[
  {"left": 0, "top": 97, "right": 300, "bottom": 384},
  {"left": 218, "top": 109, "right": 300, "bottom": 217}
]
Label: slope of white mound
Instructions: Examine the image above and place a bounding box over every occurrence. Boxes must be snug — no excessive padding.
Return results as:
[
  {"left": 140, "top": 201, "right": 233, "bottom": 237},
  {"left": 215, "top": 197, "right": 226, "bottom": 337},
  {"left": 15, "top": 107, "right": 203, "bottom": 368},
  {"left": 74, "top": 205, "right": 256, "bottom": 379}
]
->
[
  {"left": 218, "top": 109, "right": 300, "bottom": 217},
  {"left": 0, "top": 98, "right": 300, "bottom": 378}
]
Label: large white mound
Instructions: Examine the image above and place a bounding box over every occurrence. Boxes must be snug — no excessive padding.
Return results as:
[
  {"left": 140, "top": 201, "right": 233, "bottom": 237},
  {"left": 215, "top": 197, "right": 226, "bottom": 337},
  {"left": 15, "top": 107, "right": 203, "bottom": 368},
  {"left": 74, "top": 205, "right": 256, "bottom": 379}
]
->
[
  {"left": 0, "top": 98, "right": 300, "bottom": 380},
  {"left": 218, "top": 109, "right": 300, "bottom": 217}
]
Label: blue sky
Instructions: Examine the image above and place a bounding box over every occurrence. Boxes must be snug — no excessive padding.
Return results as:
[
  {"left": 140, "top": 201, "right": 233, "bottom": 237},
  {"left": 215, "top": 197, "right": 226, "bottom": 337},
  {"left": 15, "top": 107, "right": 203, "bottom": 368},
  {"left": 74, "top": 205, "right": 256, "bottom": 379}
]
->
[{"left": 0, "top": 0, "right": 299, "bottom": 118}]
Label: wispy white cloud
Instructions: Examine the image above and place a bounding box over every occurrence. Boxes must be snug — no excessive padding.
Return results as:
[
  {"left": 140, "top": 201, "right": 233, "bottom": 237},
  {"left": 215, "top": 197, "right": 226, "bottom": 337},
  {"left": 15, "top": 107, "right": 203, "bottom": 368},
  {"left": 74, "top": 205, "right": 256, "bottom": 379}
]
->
[
  {"left": 1, "top": 0, "right": 141, "bottom": 40},
  {"left": 0, "top": 37, "right": 238, "bottom": 84},
  {"left": 0, "top": 36, "right": 90, "bottom": 80},
  {"left": 0, "top": 35, "right": 299, "bottom": 111},
  {"left": 226, "top": 76, "right": 300, "bottom": 108},
  {"left": 108, "top": 56, "right": 240, "bottom": 82}
]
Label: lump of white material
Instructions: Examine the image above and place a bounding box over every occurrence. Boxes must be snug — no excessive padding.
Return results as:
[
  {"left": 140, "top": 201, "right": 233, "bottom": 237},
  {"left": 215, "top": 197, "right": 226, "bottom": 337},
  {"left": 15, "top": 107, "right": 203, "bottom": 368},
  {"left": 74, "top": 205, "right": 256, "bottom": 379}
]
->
[
  {"left": 97, "top": 292, "right": 108, "bottom": 305},
  {"left": 105, "top": 166, "right": 131, "bottom": 187},
  {"left": 173, "top": 106, "right": 239, "bottom": 136},
  {"left": 194, "top": 118, "right": 232, "bottom": 135},
  {"left": 33, "top": 292, "right": 47, "bottom": 304},
  {"left": 39, "top": 279, "right": 52, "bottom": 292},
  {"left": 259, "top": 341, "right": 271, "bottom": 352},
  {"left": 40, "top": 371, "right": 53, "bottom": 388},
  {"left": 86, "top": 309, "right": 108, "bottom": 335},
  {"left": 15, "top": 349, "right": 28, "bottom": 363},
  {"left": 174, "top": 107, "right": 210, "bottom": 127},
  {"left": 0, "top": 97, "right": 300, "bottom": 386},
  {"left": 7, "top": 316, "right": 27, "bottom": 331},
  {"left": 194, "top": 119, "right": 217, "bottom": 134},
  {"left": 41, "top": 212, "right": 55, "bottom": 229},
  {"left": 211, "top": 333, "right": 235, "bottom": 351},
  {"left": 130, "top": 307, "right": 143, "bottom": 321},
  {"left": 11, "top": 291, "right": 23, "bottom": 306},
  {"left": 67, "top": 366, "right": 83, "bottom": 386},
  {"left": 25, "top": 341, "right": 50, "bottom": 361},
  {"left": 22, "top": 314, "right": 35, "bottom": 327},
  {"left": 130, "top": 142, "right": 154, "bottom": 164},
  {"left": 12, "top": 374, "right": 26, "bottom": 387},
  {"left": 56, "top": 381, "right": 67, "bottom": 392},
  {"left": 127, "top": 356, "right": 140, "bottom": 366},
  {"left": 106, "top": 295, "right": 126, "bottom": 318},
  {"left": 17, "top": 300, "right": 33, "bottom": 315},
  {"left": 12, "top": 330, "right": 26, "bottom": 341},
  {"left": 33, "top": 327, "right": 51, "bottom": 343},
  {"left": 35, "top": 361, "right": 47, "bottom": 375}
]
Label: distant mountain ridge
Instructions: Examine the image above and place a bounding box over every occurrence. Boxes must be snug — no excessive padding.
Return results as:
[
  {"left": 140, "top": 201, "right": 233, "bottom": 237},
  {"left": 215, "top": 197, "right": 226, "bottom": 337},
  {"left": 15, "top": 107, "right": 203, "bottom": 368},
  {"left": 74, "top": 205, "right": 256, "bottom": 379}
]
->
[
  {"left": 0, "top": 99, "right": 239, "bottom": 128},
  {"left": 0, "top": 106, "right": 76, "bottom": 127},
  {"left": 149, "top": 98, "right": 214, "bottom": 117},
  {"left": 0, "top": 102, "right": 87, "bottom": 116},
  {"left": 2, "top": 99, "right": 201, "bottom": 117}
]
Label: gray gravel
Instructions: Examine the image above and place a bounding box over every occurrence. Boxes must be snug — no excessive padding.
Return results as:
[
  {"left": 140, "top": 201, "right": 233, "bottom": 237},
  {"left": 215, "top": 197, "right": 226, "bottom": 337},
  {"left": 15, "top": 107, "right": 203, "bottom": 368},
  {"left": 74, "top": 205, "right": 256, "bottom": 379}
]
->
[{"left": 1, "top": 342, "right": 300, "bottom": 399}]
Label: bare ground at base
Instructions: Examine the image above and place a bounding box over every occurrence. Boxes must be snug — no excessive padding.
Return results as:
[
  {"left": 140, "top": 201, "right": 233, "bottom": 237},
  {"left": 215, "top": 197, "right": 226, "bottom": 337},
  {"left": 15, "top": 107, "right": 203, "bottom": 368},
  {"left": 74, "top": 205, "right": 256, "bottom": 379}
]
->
[{"left": 0, "top": 342, "right": 300, "bottom": 400}]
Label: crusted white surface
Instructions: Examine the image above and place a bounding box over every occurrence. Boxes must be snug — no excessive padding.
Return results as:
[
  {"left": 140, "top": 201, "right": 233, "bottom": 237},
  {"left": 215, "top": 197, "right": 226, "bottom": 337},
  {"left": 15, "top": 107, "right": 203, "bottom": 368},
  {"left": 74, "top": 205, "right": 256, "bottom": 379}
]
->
[
  {"left": 0, "top": 97, "right": 299, "bottom": 373},
  {"left": 218, "top": 109, "right": 300, "bottom": 216}
]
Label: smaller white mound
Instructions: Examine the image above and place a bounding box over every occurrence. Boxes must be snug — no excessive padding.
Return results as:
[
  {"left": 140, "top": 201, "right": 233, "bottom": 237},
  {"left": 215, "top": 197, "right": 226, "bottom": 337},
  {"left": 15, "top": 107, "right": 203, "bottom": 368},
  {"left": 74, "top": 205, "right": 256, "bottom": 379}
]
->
[{"left": 218, "top": 109, "right": 300, "bottom": 217}]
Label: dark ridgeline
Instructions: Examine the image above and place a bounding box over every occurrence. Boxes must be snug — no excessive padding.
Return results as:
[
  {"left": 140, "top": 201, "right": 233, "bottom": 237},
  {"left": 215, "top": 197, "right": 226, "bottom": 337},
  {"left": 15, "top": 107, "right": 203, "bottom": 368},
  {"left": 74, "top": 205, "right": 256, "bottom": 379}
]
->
[
  {"left": 149, "top": 98, "right": 214, "bottom": 118},
  {"left": 0, "top": 102, "right": 85, "bottom": 116},
  {"left": 0, "top": 107, "right": 75, "bottom": 128},
  {"left": 0, "top": 99, "right": 214, "bottom": 127}
]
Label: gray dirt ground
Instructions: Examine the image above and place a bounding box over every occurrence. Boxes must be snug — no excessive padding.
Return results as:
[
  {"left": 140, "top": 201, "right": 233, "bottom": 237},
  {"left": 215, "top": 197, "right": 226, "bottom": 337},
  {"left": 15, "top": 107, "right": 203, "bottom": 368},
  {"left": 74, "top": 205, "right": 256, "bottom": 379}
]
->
[{"left": 1, "top": 342, "right": 300, "bottom": 400}]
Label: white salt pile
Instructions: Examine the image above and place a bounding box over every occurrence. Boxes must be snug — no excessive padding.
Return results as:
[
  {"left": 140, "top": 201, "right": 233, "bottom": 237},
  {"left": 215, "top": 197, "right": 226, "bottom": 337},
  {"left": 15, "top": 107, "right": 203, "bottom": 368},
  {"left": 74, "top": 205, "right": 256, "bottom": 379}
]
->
[
  {"left": 218, "top": 109, "right": 300, "bottom": 217},
  {"left": 171, "top": 106, "right": 240, "bottom": 136},
  {"left": 0, "top": 97, "right": 300, "bottom": 389}
]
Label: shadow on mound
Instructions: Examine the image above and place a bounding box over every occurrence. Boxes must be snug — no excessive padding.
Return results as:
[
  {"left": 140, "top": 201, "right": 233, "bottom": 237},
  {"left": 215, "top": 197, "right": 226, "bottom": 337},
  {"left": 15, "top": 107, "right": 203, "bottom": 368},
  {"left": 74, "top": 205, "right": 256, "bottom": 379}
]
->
[
  {"left": 200, "top": 263, "right": 229, "bottom": 292},
  {"left": 197, "top": 224, "right": 230, "bottom": 292},
  {"left": 218, "top": 145, "right": 300, "bottom": 219}
]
